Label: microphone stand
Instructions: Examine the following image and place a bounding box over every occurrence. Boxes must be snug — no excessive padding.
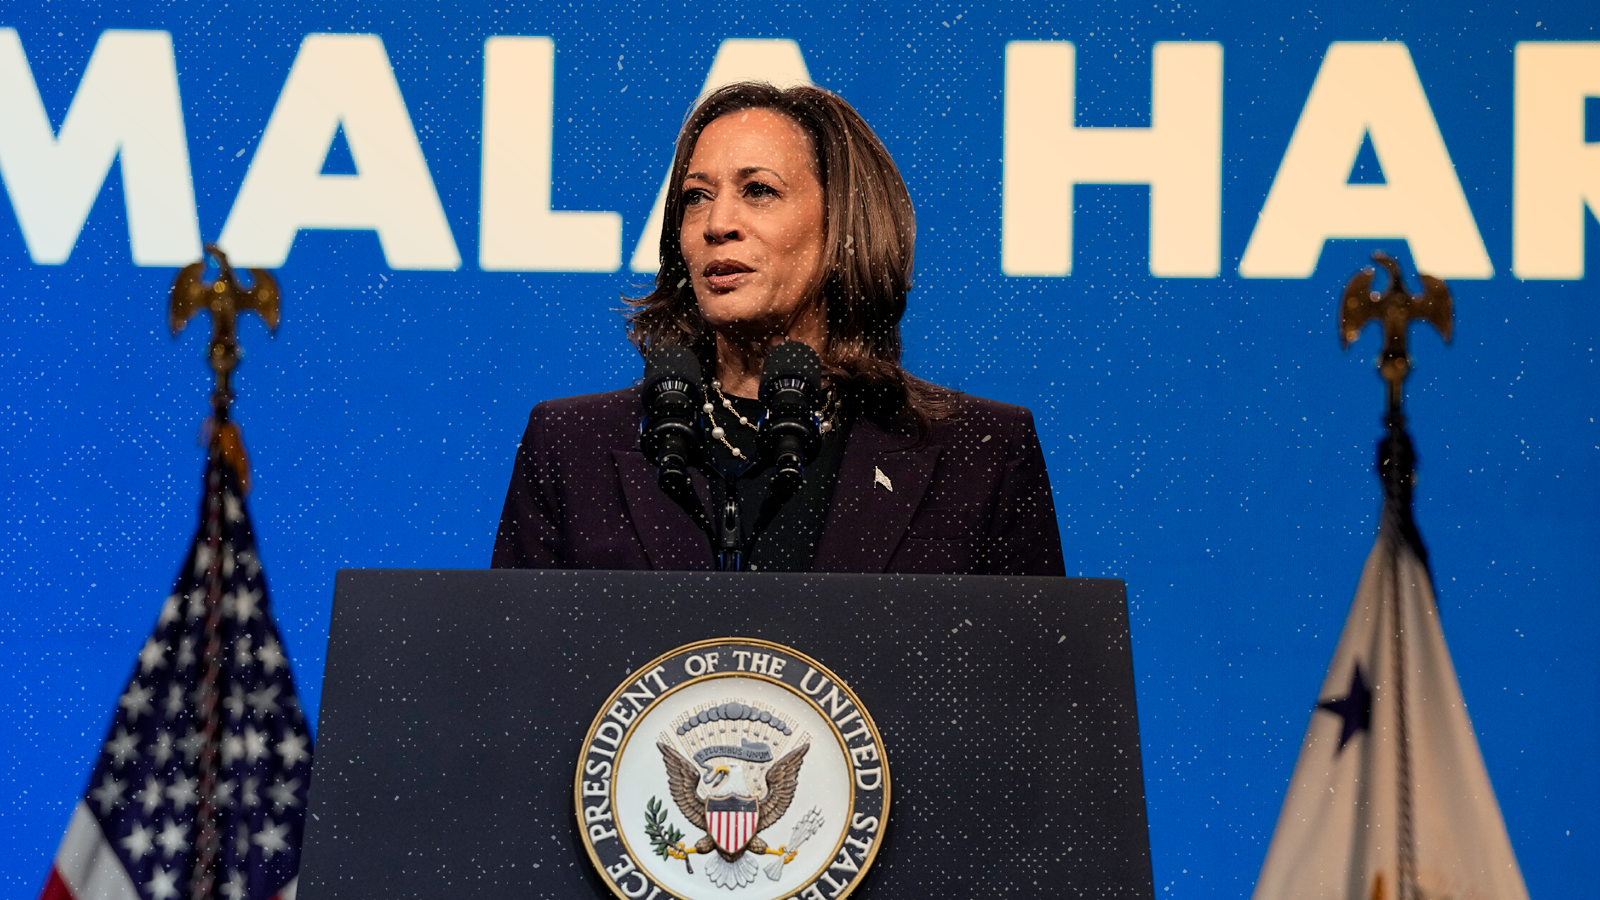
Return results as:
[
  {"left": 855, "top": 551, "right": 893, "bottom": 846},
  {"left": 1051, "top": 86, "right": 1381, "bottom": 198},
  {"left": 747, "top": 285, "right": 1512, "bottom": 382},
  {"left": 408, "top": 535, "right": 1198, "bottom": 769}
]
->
[
  {"left": 713, "top": 451, "right": 806, "bottom": 573},
  {"left": 715, "top": 482, "right": 744, "bottom": 572}
]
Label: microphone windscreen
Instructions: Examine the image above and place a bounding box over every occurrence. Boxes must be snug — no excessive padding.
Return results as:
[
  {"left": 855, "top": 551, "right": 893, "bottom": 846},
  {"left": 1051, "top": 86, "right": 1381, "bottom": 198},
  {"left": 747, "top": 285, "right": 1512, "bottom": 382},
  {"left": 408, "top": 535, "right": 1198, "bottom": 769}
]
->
[
  {"left": 759, "top": 342, "right": 821, "bottom": 407},
  {"left": 643, "top": 345, "right": 702, "bottom": 392}
]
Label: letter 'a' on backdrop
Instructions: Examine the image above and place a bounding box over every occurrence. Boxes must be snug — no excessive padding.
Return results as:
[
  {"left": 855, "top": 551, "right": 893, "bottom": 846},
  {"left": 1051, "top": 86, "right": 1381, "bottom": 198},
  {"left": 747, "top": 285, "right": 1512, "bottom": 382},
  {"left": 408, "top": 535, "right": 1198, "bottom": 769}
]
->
[
  {"left": 218, "top": 33, "right": 461, "bottom": 270},
  {"left": 1238, "top": 42, "right": 1493, "bottom": 280}
]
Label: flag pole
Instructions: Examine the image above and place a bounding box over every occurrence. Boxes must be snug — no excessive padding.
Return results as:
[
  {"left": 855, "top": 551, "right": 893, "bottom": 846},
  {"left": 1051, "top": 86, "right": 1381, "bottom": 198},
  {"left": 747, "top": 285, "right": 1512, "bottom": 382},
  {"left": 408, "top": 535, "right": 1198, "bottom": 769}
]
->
[
  {"left": 1339, "top": 251, "right": 1452, "bottom": 900},
  {"left": 169, "top": 247, "right": 280, "bottom": 900}
]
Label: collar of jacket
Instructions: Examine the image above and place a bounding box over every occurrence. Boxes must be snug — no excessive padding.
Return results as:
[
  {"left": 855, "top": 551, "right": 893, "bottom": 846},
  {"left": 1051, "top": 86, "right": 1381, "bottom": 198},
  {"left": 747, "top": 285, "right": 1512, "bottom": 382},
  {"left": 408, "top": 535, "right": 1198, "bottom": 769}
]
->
[{"left": 612, "top": 407, "right": 941, "bottom": 572}]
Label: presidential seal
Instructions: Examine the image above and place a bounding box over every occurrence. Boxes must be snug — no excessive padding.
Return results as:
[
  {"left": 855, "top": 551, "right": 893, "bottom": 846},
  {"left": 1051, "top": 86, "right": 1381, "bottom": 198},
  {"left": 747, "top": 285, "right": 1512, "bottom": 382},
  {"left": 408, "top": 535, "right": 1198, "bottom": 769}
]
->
[{"left": 576, "top": 639, "right": 889, "bottom": 900}]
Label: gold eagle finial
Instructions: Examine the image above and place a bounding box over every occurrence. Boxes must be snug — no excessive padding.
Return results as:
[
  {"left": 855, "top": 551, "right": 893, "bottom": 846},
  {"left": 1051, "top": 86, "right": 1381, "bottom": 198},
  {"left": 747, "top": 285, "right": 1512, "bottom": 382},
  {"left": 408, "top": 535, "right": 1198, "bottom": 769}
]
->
[
  {"left": 169, "top": 244, "right": 280, "bottom": 491},
  {"left": 1340, "top": 251, "right": 1452, "bottom": 413}
]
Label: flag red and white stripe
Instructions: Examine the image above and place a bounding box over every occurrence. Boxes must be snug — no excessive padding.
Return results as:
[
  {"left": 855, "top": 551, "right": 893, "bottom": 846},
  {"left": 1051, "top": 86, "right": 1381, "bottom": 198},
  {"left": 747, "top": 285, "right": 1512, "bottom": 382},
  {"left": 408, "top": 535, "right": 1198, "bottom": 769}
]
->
[
  {"left": 41, "top": 803, "right": 140, "bottom": 900},
  {"left": 41, "top": 803, "right": 299, "bottom": 900}
]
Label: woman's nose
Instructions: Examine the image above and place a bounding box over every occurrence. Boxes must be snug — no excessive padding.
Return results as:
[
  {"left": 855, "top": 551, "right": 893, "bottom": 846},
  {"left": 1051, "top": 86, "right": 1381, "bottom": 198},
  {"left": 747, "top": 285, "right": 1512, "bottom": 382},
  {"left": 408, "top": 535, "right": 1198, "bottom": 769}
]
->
[{"left": 703, "top": 193, "right": 741, "bottom": 243}]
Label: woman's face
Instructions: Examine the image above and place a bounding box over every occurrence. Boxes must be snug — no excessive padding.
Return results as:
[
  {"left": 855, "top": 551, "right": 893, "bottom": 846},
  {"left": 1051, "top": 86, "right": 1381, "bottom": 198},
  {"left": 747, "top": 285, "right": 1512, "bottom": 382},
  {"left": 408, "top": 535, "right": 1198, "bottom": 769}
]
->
[{"left": 679, "top": 108, "right": 826, "bottom": 341}]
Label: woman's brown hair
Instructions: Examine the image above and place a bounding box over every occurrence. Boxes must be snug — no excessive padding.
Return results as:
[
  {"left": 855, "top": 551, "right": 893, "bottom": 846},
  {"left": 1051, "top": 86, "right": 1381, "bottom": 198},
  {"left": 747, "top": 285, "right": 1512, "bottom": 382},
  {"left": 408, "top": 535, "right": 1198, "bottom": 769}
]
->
[{"left": 625, "top": 82, "right": 951, "bottom": 432}]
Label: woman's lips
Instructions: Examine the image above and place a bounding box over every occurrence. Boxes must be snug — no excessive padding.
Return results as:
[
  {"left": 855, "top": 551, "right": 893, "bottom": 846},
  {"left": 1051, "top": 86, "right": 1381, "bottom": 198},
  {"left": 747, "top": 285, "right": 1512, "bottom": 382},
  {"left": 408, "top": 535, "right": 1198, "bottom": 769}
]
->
[{"left": 703, "top": 260, "right": 753, "bottom": 292}]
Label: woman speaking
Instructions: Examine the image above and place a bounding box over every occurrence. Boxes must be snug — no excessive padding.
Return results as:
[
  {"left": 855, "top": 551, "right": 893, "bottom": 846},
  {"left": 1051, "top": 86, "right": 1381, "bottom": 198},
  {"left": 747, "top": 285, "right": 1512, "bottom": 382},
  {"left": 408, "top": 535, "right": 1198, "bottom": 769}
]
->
[{"left": 492, "top": 82, "right": 1063, "bottom": 575}]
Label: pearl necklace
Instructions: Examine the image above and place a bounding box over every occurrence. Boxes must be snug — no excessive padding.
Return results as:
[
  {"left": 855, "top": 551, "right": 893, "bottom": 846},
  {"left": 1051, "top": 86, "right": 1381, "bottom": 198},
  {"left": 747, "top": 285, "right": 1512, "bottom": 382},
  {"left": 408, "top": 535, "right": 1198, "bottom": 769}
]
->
[{"left": 704, "top": 379, "right": 839, "bottom": 460}]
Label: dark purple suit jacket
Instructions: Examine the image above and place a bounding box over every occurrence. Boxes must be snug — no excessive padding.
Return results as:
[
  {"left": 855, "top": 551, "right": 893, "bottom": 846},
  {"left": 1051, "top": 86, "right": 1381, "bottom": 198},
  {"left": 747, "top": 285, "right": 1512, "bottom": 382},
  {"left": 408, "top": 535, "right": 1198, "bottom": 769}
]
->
[{"left": 491, "top": 386, "right": 1065, "bottom": 575}]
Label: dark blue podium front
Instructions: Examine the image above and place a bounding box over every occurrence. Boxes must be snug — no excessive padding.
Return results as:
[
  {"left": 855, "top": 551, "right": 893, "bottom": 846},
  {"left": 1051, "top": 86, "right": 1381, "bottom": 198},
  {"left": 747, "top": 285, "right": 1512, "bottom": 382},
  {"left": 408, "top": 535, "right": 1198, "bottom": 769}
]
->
[{"left": 300, "top": 571, "right": 1153, "bottom": 899}]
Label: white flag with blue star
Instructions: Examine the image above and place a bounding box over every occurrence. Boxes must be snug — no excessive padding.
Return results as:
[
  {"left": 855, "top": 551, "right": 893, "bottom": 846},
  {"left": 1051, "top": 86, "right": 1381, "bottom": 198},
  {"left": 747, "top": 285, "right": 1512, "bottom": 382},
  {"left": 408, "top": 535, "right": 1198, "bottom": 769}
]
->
[
  {"left": 1252, "top": 502, "right": 1528, "bottom": 900},
  {"left": 41, "top": 448, "right": 311, "bottom": 900}
]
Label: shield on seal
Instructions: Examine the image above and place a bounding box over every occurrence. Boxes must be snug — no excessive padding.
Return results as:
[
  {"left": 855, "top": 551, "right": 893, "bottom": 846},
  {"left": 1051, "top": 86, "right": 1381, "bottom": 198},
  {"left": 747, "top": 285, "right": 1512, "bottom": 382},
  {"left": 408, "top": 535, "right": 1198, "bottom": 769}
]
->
[{"left": 705, "top": 795, "right": 760, "bottom": 854}]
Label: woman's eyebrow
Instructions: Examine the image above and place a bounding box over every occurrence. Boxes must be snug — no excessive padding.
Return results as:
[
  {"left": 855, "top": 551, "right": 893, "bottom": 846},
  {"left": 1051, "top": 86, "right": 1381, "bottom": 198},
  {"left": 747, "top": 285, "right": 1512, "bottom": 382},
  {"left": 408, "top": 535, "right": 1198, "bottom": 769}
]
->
[
  {"left": 682, "top": 166, "right": 789, "bottom": 186},
  {"left": 738, "top": 166, "right": 788, "bottom": 185}
]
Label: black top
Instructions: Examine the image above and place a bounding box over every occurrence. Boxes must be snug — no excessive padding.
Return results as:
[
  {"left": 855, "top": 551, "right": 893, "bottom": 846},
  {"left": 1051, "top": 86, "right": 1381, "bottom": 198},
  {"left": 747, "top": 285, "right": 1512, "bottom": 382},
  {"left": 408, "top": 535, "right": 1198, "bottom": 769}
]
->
[
  {"left": 491, "top": 384, "right": 1065, "bottom": 575},
  {"left": 704, "top": 393, "right": 847, "bottom": 572}
]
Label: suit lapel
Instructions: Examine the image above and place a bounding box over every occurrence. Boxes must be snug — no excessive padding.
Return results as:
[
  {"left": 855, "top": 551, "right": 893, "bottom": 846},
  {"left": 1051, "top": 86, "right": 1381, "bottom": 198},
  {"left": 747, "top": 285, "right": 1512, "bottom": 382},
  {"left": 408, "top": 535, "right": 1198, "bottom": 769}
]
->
[
  {"left": 613, "top": 450, "right": 715, "bottom": 570},
  {"left": 814, "top": 413, "right": 941, "bottom": 572}
]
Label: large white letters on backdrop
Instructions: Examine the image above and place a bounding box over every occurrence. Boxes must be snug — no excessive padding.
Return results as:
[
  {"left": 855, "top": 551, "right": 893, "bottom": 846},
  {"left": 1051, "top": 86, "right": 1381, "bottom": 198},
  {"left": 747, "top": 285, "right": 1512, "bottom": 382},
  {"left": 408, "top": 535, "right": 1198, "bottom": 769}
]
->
[
  {"left": 1239, "top": 42, "right": 1493, "bottom": 279},
  {"left": 1, "top": 31, "right": 1595, "bottom": 279},
  {"left": 0, "top": 29, "right": 200, "bottom": 266},
  {"left": 479, "top": 36, "right": 623, "bottom": 272},
  {"left": 1514, "top": 42, "right": 1600, "bottom": 280},
  {"left": 1001, "top": 41, "right": 1224, "bottom": 278},
  {"left": 219, "top": 33, "right": 461, "bottom": 270}
]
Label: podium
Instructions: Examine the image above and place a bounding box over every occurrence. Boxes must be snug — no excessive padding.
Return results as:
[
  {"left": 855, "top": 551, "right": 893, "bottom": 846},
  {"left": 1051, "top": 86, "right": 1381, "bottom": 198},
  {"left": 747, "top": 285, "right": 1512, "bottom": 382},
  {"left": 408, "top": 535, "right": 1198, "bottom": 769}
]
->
[{"left": 301, "top": 571, "right": 1154, "bottom": 899}]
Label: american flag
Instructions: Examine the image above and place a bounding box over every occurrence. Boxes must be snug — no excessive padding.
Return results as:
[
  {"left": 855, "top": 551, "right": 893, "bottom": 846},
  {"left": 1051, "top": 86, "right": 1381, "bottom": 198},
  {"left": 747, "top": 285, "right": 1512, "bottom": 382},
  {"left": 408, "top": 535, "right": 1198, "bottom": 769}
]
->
[{"left": 41, "top": 448, "right": 312, "bottom": 900}]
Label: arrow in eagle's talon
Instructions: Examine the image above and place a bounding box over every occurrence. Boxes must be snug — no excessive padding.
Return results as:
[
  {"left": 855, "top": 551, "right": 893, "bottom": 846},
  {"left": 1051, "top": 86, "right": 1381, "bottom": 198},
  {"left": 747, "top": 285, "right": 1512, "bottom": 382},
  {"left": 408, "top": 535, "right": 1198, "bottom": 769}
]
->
[{"left": 765, "top": 807, "right": 825, "bottom": 880}]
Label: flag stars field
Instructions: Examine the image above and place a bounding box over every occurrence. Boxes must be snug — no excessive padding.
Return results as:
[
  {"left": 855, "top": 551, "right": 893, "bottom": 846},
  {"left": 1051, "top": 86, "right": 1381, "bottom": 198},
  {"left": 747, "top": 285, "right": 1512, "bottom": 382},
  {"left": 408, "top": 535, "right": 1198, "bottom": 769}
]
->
[
  {"left": 266, "top": 776, "right": 302, "bottom": 813},
  {"left": 135, "top": 777, "right": 164, "bottom": 814},
  {"left": 151, "top": 731, "right": 175, "bottom": 767},
  {"left": 119, "top": 684, "right": 155, "bottom": 721},
  {"left": 224, "top": 684, "right": 248, "bottom": 719},
  {"left": 257, "top": 637, "right": 286, "bottom": 674},
  {"left": 146, "top": 867, "right": 179, "bottom": 900},
  {"left": 227, "top": 587, "right": 262, "bottom": 622},
  {"left": 248, "top": 683, "right": 282, "bottom": 717},
  {"left": 177, "top": 729, "right": 204, "bottom": 764},
  {"left": 185, "top": 590, "right": 207, "bottom": 622},
  {"left": 214, "top": 779, "right": 235, "bottom": 809},
  {"left": 105, "top": 728, "right": 140, "bottom": 767},
  {"left": 154, "top": 819, "right": 188, "bottom": 857},
  {"left": 163, "top": 684, "right": 185, "bottom": 719},
  {"left": 276, "top": 732, "right": 309, "bottom": 767},
  {"left": 138, "top": 640, "right": 167, "bottom": 674},
  {"left": 252, "top": 821, "right": 291, "bottom": 858},
  {"left": 244, "top": 726, "right": 271, "bottom": 763},
  {"left": 164, "top": 774, "right": 197, "bottom": 811},
  {"left": 120, "top": 823, "right": 155, "bottom": 861},
  {"left": 90, "top": 775, "right": 124, "bottom": 815}
]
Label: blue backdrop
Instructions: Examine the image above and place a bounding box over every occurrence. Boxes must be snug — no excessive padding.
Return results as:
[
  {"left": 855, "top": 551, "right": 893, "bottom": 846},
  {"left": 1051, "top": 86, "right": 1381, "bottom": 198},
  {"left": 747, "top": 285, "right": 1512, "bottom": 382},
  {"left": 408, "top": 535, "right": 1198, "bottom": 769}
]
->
[{"left": 1, "top": 1, "right": 1595, "bottom": 897}]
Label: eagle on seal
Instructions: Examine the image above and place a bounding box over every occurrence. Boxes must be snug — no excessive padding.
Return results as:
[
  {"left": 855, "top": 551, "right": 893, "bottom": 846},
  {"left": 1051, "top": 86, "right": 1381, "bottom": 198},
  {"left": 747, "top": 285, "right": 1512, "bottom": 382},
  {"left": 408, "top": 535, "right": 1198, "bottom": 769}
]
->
[{"left": 657, "top": 738, "right": 810, "bottom": 889}]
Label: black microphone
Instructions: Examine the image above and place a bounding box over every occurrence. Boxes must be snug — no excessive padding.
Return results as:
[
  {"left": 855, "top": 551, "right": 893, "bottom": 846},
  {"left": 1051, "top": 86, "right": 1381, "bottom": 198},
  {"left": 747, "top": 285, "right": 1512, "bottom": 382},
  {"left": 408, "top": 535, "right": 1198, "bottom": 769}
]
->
[
  {"left": 640, "top": 346, "right": 704, "bottom": 492},
  {"left": 758, "top": 341, "right": 822, "bottom": 492}
]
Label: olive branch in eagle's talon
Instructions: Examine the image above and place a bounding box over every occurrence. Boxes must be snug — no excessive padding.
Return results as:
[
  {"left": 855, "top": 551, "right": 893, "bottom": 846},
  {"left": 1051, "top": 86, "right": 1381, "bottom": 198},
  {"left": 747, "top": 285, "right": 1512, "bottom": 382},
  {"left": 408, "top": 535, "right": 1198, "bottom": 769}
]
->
[{"left": 645, "top": 796, "right": 693, "bottom": 873}]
